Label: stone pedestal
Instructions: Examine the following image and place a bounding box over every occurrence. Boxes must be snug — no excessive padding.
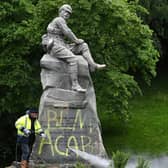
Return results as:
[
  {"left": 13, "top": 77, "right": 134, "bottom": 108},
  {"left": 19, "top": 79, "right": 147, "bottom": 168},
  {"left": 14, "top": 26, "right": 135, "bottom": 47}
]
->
[{"left": 31, "top": 54, "right": 106, "bottom": 164}]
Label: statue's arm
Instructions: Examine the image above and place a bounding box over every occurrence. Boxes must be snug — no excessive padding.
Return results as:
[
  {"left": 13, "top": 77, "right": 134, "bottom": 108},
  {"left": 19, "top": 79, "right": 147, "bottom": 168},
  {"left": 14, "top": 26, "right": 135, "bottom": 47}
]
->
[{"left": 57, "top": 18, "right": 81, "bottom": 43}]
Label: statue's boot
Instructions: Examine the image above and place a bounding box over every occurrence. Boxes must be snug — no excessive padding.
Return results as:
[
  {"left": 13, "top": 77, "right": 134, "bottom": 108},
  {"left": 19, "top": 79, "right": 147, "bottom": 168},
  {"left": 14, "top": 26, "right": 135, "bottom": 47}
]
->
[
  {"left": 69, "top": 64, "right": 86, "bottom": 92},
  {"left": 70, "top": 72, "right": 86, "bottom": 92},
  {"left": 81, "top": 43, "right": 106, "bottom": 70},
  {"left": 72, "top": 83, "right": 86, "bottom": 92},
  {"left": 95, "top": 63, "right": 106, "bottom": 69}
]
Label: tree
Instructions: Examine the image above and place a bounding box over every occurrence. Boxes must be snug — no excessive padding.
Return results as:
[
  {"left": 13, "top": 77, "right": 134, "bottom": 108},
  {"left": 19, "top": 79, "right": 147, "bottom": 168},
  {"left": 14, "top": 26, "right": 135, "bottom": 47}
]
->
[
  {"left": 0, "top": 0, "right": 40, "bottom": 114},
  {"left": 26, "top": 0, "right": 159, "bottom": 120},
  {"left": 0, "top": 0, "right": 159, "bottom": 166},
  {"left": 0, "top": 1, "right": 41, "bottom": 165},
  {"left": 0, "top": 0, "right": 159, "bottom": 118},
  {"left": 139, "top": 0, "right": 168, "bottom": 69},
  {"left": 64, "top": 0, "right": 159, "bottom": 120}
]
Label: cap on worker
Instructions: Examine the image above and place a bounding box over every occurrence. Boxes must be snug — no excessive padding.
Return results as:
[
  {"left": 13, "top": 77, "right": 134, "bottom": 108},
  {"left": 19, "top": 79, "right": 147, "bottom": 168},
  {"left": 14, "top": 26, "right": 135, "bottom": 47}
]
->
[
  {"left": 59, "top": 4, "right": 72, "bottom": 14},
  {"left": 26, "top": 108, "right": 38, "bottom": 114}
]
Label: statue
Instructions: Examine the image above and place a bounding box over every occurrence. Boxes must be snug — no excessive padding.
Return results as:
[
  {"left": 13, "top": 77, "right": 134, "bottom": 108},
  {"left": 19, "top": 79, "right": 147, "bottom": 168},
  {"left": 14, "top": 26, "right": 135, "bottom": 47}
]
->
[
  {"left": 42, "top": 4, "right": 106, "bottom": 92},
  {"left": 31, "top": 4, "right": 107, "bottom": 166}
]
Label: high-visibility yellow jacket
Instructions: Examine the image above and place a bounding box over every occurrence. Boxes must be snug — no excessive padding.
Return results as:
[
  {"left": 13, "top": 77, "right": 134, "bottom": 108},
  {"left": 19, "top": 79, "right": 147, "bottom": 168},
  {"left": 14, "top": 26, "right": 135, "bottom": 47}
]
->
[{"left": 15, "top": 114, "right": 43, "bottom": 136}]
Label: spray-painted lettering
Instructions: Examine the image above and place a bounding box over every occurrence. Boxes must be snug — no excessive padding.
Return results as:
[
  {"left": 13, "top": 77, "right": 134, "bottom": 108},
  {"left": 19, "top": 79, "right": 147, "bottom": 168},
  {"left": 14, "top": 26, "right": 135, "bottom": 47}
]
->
[{"left": 38, "top": 108, "right": 94, "bottom": 156}]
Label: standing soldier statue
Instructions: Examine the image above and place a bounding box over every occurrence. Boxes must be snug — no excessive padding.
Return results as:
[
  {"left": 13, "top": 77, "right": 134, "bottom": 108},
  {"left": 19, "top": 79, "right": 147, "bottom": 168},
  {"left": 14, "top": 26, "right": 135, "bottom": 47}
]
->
[{"left": 42, "top": 4, "right": 106, "bottom": 92}]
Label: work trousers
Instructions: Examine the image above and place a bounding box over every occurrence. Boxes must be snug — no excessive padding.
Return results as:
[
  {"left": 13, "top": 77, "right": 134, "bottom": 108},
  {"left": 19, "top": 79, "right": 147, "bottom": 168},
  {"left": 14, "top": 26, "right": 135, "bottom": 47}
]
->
[{"left": 16, "top": 135, "right": 35, "bottom": 161}]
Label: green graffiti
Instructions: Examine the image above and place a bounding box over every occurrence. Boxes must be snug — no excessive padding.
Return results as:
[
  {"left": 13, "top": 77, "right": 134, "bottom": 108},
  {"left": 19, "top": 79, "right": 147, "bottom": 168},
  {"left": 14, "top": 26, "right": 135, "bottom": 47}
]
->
[
  {"left": 47, "top": 109, "right": 63, "bottom": 128},
  {"left": 54, "top": 135, "right": 68, "bottom": 156},
  {"left": 73, "top": 109, "right": 84, "bottom": 131},
  {"left": 67, "top": 136, "right": 79, "bottom": 157},
  {"left": 81, "top": 135, "right": 93, "bottom": 153},
  {"left": 38, "top": 108, "right": 94, "bottom": 157},
  {"left": 38, "top": 129, "right": 54, "bottom": 156}
]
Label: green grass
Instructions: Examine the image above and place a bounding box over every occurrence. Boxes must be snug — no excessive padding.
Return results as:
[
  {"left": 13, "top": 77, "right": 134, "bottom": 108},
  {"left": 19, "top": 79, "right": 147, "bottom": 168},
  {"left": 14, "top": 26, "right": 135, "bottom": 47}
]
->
[{"left": 101, "top": 74, "right": 168, "bottom": 156}]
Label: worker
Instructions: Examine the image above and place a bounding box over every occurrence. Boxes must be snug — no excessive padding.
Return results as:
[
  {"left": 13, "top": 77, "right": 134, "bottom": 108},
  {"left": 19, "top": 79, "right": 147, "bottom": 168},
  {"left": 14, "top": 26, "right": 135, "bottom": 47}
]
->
[{"left": 15, "top": 108, "right": 46, "bottom": 168}]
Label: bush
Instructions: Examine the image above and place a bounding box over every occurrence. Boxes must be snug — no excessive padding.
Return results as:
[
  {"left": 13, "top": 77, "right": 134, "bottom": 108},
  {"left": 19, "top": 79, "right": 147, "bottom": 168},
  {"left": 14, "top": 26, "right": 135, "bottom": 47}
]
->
[
  {"left": 112, "top": 150, "right": 130, "bottom": 168},
  {"left": 136, "top": 157, "right": 150, "bottom": 168}
]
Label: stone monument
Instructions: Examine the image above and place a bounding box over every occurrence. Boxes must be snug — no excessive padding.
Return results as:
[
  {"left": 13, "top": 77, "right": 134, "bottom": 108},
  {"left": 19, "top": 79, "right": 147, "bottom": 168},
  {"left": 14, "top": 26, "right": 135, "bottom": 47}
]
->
[{"left": 32, "top": 4, "right": 107, "bottom": 165}]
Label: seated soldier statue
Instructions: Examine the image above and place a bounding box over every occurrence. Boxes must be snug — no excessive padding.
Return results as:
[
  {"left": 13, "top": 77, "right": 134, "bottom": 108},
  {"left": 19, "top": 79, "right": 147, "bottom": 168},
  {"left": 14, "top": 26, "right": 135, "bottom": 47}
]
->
[{"left": 42, "top": 4, "right": 106, "bottom": 92}]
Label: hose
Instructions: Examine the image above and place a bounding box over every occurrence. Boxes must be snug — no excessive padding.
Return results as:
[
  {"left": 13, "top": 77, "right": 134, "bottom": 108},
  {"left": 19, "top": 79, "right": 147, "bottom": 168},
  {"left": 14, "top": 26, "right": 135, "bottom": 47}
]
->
[{"left": 15, "top": 143, "right": 19, "bottom": 168}]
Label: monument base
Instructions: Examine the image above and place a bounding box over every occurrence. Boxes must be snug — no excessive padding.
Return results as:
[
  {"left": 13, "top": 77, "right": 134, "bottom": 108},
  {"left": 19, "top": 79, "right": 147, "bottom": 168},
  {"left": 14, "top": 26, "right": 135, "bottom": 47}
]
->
[{"left": 31, "top": 52, "right": 107, "bottom": 165}]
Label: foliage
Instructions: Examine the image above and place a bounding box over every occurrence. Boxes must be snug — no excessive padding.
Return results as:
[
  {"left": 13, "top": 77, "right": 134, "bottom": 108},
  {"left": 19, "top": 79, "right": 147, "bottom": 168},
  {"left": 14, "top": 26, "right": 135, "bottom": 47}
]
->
[
  {"left": 0, "top": 0, "right": 159, "bottom": 165},
  {"left": 68, "top": 0, "right": 159, "bottom": 81},
  {"left": 58, "top": 0, "right": 159, "bottom": 120},
  {"left": 0, "top": 1, "right": 40, "bottom": 166},
  {"left": 109, "top": 152, "right": 150, "bottom": 168},
  {"left": 139, "top": 0, "right": 168, "bottom": 63},
  {"left": 0, "top": 0, "right": 41, "bottom": 114},
  {"left": 65, "top": 0, "right": 159, "bottom": 120},
  {"left": 75, "top": 162, "right": 90, "bottom": 168},
  {"left": 136, "top": 157, "right": 150, "bottom": 168},
  {"left": 103, "top": 75, "right": 168, "bottom": 155},
  {"left": 139, "top": 0, "right": 168, "bottom": 38},
  {"left": 0, "top": 111, "right": 17, "bottom": 168},
  {"left": 0, "top": 0, "right": 158, "bottom": 118},
  {"left": 96, "top": 71, "right": 141, "bottom": 121},
  {"left": 112, "top": 150, "right": 130, "bottom": 168}
]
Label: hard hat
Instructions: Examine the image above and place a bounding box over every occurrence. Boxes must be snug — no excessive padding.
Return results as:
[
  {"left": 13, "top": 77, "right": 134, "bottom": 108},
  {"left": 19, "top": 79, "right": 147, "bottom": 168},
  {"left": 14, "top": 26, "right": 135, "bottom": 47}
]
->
[
  {"left": 59, "top": 4, "right": 72, "bottom": 14},
  {"left": 26, "top": 108, "right": 38, "bottom": 114}
]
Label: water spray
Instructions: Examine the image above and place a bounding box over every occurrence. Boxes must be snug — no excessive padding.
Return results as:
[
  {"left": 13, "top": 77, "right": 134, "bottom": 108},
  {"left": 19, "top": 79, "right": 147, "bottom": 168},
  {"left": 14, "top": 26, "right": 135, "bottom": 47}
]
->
[{"left": 69, "top": 148, "right": 113, "bottom": 168}]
